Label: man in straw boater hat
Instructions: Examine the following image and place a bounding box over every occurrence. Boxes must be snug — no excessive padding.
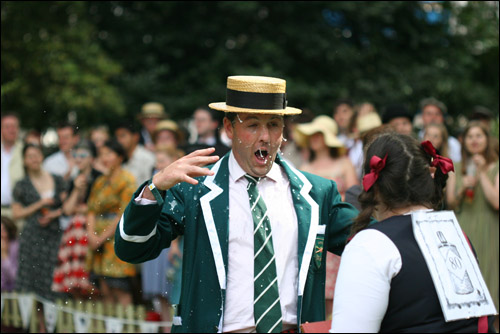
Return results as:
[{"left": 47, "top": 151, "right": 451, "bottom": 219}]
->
[
  {"left": 115, "top": 76, "right": 361, "bottom": 333},
  {"left": 138, "top": 102, "right": 167, "bottom": 151}
]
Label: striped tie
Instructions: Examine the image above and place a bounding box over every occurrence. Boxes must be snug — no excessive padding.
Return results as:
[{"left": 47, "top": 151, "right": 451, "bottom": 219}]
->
[{"left": 245, "top": 174, "right": 283, "bottom": 333}]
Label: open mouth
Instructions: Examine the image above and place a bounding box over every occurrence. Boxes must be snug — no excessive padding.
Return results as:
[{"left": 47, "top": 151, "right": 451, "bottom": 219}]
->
[{"left": 254, "top": 149, "right": 269, "bottom": 164}]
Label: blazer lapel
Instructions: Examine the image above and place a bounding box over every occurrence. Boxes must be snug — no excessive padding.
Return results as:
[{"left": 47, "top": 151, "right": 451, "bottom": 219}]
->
[
  {"left": 201, "top": 154, "right": 320, "bottom": 295},
  {"left": 200, "top": 154, "right": 230, "bottom": 291},
  {"left": 277, "top": 155, "right": 320, "bottom": 297}
]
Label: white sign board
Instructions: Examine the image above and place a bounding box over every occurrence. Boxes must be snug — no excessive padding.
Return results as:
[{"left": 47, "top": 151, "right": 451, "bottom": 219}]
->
[{"left": 412, "top": 210, "right": 497, "bottom": 322}]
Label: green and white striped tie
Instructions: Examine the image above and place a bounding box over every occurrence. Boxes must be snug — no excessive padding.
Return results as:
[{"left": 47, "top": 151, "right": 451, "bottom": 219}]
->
[{"left": 245, "top": 174, "right": 283, "bottom": 333}]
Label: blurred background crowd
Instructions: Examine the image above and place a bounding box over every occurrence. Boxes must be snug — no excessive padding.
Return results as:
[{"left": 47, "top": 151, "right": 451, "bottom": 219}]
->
[
  {"left": 1, "top": 1, "right": 498, "bottom": 332},
  {"left": 2, "top": 97, "right": 498, "bottom": 331}
]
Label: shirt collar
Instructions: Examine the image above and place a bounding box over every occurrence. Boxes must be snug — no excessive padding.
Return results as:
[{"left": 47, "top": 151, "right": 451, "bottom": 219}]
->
[{"left": 228, "top": 150, "right": 280, "bottom": 184}]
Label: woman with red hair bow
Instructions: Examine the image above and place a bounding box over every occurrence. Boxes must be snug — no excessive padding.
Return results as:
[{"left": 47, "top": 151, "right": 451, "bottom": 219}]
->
[{"left": 330, "top": 133, "right": 495, "bottom": 333}]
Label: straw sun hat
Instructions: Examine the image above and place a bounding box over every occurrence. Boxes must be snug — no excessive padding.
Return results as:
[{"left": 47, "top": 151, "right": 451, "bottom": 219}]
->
[
  {"left": 294, "top": 115, "right": 344, "bottom": 148},
  {"left": 139, "top": 102, "right": 167, "bottom": 119},
  {"left": 357, "top": 112, "right": 382, "bottom": 134},
  {"left": 154, "top": 120, "right": 184, "bottom": 142},
  {"left": 209, "top": 76, "right": 302, "bottom": 115}
]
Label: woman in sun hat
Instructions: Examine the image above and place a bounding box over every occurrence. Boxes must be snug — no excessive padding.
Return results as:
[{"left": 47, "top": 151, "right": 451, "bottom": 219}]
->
[{"left": 294, "top": 115, "right": 359, "bottom": 200}]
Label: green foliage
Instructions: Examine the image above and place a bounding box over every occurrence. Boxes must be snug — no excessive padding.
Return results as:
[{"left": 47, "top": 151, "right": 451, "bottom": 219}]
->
[
  {"left": 1, "top": 1, "right": 498, "bottom": 132},
  {"left": 1, "top": 1, "right": 124, "bottom": 130}
]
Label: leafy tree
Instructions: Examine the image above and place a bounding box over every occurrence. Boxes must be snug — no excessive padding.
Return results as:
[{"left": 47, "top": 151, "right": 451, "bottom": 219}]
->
[
  {"left": 2, "top": 1, "right": 498, "bottom": 133},
  {"left": 86, "top": 1, "right": 500, "bottom": 125},
  {"left": 1, "top": 1, "right": 124, "bottom": 130}
]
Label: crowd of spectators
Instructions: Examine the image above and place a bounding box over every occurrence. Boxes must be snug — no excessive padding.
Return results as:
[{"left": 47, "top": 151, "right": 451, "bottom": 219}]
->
[{"left": 1, "top": 97, "right": 498, "bottom": 331}]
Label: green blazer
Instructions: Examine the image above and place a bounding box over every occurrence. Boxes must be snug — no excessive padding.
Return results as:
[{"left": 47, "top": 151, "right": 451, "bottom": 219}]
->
[{"left": 115, "top": 153, "right": 359, "bottom": 333}]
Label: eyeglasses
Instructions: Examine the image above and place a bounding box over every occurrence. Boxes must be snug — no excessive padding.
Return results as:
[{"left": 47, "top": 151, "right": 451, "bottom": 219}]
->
[{"left": 73, "top": 152, "right": 90, "bottom": 159}]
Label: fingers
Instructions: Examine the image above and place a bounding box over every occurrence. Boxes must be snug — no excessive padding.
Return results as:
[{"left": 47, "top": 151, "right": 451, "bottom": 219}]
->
[
  {"left": 155, "top": 149, "right": 220, "bottom": 189},
  {"left": 181, "top": 148, "right": 219, "bottom": 165},
  {"left": 180, "top": 147, "right": 219, "bottom": 161},
  {"left": 182, "top": 166, "right": 216, "bottom": 185},
  {"left": 185, "top": 147, "right": 216, "bottom": 158},
  {"left": 187, "top": 166, "right": 216, "bottom": 177},
  {"left": 185, "top": 155, "right": 220, "bottom": 167}
]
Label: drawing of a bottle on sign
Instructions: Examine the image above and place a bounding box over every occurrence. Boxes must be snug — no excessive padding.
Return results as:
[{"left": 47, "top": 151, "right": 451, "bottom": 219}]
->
[{"left": 437, "top": 231, "right": 474, "bottom": 295}]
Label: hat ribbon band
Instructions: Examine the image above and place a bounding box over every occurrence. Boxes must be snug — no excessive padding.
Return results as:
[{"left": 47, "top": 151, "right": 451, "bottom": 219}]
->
[{"left": 226, "top": 88, "right": 287, "bottom": 110}]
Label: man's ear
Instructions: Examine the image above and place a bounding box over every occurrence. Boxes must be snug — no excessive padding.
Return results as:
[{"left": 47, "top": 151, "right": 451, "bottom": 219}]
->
[{"left": 223, "top": 117, "right": 234, "bottom": 140}]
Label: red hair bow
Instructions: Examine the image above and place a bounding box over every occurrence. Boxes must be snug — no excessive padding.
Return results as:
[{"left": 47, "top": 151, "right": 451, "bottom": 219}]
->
[
  {"left": 362, "top": 154, "right": 388, "bottom": 191},
  {"left": 421, "top": 140, "right": 454, "bottom": 174}
]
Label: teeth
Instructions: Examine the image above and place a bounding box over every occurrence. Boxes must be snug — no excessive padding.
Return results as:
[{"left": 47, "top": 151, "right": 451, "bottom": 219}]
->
[{"left": 256, "top": 149, "right": 268, "bottom": 158}]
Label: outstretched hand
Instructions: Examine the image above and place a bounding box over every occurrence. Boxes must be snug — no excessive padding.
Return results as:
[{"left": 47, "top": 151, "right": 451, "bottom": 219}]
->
[{"left": 152, "top": 147, "right": 220, "bottom": 191}]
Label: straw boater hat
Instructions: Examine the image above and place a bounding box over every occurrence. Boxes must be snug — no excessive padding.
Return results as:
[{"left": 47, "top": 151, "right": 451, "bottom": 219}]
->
[
  {"left": 294, "top": 115, "right": 344, "bottom": 148},
  {"left": 139, "top": 102, "right": 167, "bottom": 119},
  {"left": 209, "top": 76, "right": 302, "bottom": 115},
  {"left": 154, "top": 120, "right": 184, "bottom": 142}
]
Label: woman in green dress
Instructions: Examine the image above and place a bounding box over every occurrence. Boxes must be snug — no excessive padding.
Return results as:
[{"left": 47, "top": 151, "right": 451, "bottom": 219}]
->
[{"left": 446, "top": 121, "right": 499, "bottom": 316}]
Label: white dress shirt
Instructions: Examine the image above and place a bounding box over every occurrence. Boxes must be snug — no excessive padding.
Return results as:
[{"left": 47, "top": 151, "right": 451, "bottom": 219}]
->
[
  {"left": 123, "top": 144, "right": 156, "bottom": 187},
  {"left": 43, "top": 151, "right": 78, "bottom": 179},
  {"left": 223, "top": 152, "right": 298, "bottom": 332}
]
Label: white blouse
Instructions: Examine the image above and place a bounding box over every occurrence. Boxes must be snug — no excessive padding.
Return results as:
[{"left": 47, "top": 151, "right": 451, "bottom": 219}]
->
[{"left": 330, "top": 229, "right": 402, "bottom": 333}]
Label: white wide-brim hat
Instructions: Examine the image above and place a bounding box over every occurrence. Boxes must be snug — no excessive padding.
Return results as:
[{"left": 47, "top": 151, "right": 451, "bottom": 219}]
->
[
  {"left": 294, "top": 115, "right": 344, "bottom": 148},
  {"left": 209, "top": 76, "right": 302, "bottom": 115}
]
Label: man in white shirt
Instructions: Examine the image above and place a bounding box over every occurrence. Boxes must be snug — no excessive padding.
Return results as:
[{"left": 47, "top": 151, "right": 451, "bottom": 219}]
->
[
  {"left": 115, "top": 76, "right": 360, "bottom": 333},
  {"left": 1, "top": 112, "right": 24, "bottom": 220},
  {"left": 115, "top": 121, "right": 156, "bottom": 187},
  {"left": 138, "top": 102, "right": 167, "bottom": 152},
  {"left": 43, "top": 122, "right": 80, "bottom": 182},
  {"left": 185, "top": 107, "right": 230, "bottom": 158}
]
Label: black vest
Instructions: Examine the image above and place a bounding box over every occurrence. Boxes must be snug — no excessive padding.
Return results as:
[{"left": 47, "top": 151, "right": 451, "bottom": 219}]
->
[{"left": 367, "top": 215, "right": 494, "bottom": 333}]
